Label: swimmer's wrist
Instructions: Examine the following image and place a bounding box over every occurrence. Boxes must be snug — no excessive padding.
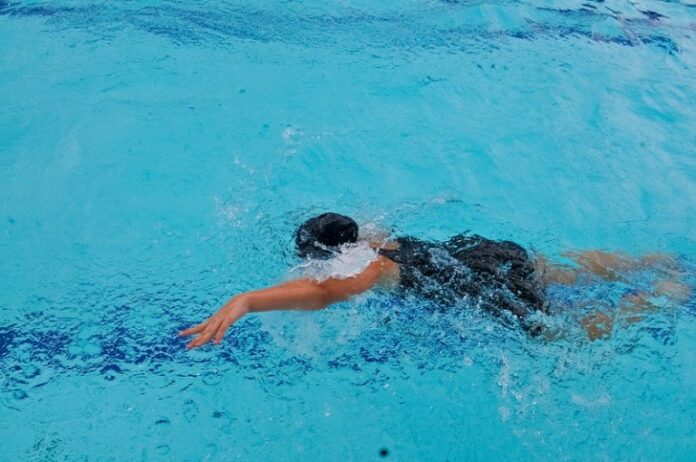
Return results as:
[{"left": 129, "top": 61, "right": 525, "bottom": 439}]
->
[{"left": 234, "top": 293, "right": 254, "bottom": 313}]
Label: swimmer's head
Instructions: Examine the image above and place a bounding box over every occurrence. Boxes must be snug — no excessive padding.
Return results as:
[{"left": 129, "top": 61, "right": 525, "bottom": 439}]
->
[{"left": 295, "top": 212, "right": 359, "bottom": 259}]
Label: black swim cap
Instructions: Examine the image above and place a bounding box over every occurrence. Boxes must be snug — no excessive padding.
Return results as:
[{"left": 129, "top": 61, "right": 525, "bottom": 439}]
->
[{"left": 295, "top": 212, "right": 359, "bottom": 259}]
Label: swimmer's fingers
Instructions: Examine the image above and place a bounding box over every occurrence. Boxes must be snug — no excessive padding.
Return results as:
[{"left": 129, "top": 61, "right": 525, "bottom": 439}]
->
[
  {"left": 179, "top": 321, "right": 209, "bottom": 337},
  {"left": 213, "top": 324, "right": 229, "bottom": 345},
  {"left": 187, "top": 318, "right": 223, "bottom": 349},
  {"left": 213, "top": 307, "right": 247, "bottom": 344}
]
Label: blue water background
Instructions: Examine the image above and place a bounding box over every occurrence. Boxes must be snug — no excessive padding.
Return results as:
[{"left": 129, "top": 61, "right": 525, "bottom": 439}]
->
[{"left": 1, "top": 1, "right": 695, "bottom": 460}]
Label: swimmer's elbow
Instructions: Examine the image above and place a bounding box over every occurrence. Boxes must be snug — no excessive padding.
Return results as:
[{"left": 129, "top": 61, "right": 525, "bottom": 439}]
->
[
  {"left": 290, "top": 280, "right": 336, "bottom": 310},
  {"left": 315, "top": 282, "right": 347, "bottom": 307}
]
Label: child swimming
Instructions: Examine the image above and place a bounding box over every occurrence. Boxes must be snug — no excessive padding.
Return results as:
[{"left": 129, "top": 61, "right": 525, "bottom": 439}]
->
[{"left": 180, "top": 212, "right": 690, "bottom": 348}]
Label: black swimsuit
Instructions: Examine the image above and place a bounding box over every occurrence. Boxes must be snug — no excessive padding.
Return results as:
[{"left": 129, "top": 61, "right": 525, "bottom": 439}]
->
[{"left": 378, "top": 234, "right": 547, "bottom": 333}]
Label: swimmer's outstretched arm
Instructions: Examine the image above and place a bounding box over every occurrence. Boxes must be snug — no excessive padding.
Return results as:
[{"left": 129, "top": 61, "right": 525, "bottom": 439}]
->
[{"left": 180, "top": 257, "right": 395, "bottom": 349}]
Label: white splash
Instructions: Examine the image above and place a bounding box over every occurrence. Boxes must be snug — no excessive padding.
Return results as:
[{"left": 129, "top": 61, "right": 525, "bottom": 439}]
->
[
  {"left": 498, "top": 353, "right": 511, "bottom": 399},
  {"left": 358, "top": 222, "right": 391, "bottom": 243},
  {"left": 282, "top": 126, "right": 303, "bottom": 143},
  {"left": 291, "top": 241, "right": 378, "bottom": 282}
]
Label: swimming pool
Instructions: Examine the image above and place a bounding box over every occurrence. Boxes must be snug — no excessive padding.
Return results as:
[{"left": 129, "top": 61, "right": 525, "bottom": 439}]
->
[{"left": 1, "top": 0, "right": 695, "bottom": 460}]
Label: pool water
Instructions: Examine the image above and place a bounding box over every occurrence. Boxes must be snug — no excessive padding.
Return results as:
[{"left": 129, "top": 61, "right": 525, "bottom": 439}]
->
[{"left": 1, "top": 1, "right": 695, "bottom": 460}]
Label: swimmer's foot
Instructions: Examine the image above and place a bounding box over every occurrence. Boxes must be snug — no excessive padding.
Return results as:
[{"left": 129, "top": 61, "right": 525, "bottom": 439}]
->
[{"left": 654, "top": 279, "right": 692, "bottom": 304}]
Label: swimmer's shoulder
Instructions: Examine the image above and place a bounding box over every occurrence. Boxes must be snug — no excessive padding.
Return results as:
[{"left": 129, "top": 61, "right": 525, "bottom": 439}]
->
[{"left": 374, "top": 255, "right": 400, "bottom": 287}]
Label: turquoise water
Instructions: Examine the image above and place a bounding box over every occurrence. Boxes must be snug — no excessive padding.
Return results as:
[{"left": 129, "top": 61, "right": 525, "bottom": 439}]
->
[{"left": 1, "top": 0, "right": 696, "bottom": 460}]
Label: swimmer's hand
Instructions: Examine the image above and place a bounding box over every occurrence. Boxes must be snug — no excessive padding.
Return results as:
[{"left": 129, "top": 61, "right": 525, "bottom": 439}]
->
[{"left": 179, "top": 296, "right": 250, "bottom": 349}]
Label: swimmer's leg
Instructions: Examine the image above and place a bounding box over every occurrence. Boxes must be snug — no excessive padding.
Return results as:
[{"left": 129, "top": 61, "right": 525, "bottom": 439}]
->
[
  {"left": 563, "top": 250, "right": 683, "bottom": 281},
  {"left": 533, "top": 250, "right": 656, "bottom": 285},
  {"left": 581, "top": 282, "right": 692, "bottom": 341},
  {"left": 537, "top": 251, "right": 691, "bottom": 341},
  {"left": 534, "top": 255, "right": 580, "bottom": 286},
  {"left": 616, "top": 292, "right": 658, "bottom": 325},
  {"left": 563, "top": 250, "right": 636, "bottom": 281},
  {"left": 579, "top": 294, "right": 653, "bottom": 341}
]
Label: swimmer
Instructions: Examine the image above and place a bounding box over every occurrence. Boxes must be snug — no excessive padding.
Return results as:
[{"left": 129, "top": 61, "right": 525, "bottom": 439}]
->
[{"left": 180, "top": 213, "right": 691, "bottom": 348}]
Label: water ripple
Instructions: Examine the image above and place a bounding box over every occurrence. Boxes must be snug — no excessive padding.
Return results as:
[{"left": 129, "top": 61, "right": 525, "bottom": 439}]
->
[{"left": 0, "top": 0, "right": 690, "bottom": 55}]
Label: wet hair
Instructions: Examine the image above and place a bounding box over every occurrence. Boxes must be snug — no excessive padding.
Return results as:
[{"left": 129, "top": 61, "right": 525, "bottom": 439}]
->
[{"left": 295, "top": 212, "right": 359, "bottom": 259}]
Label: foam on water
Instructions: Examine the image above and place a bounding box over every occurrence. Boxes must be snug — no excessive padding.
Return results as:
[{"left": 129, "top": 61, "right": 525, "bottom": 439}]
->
[{"left": 291, "top": 241, "right": 379, "bottom": 281}]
